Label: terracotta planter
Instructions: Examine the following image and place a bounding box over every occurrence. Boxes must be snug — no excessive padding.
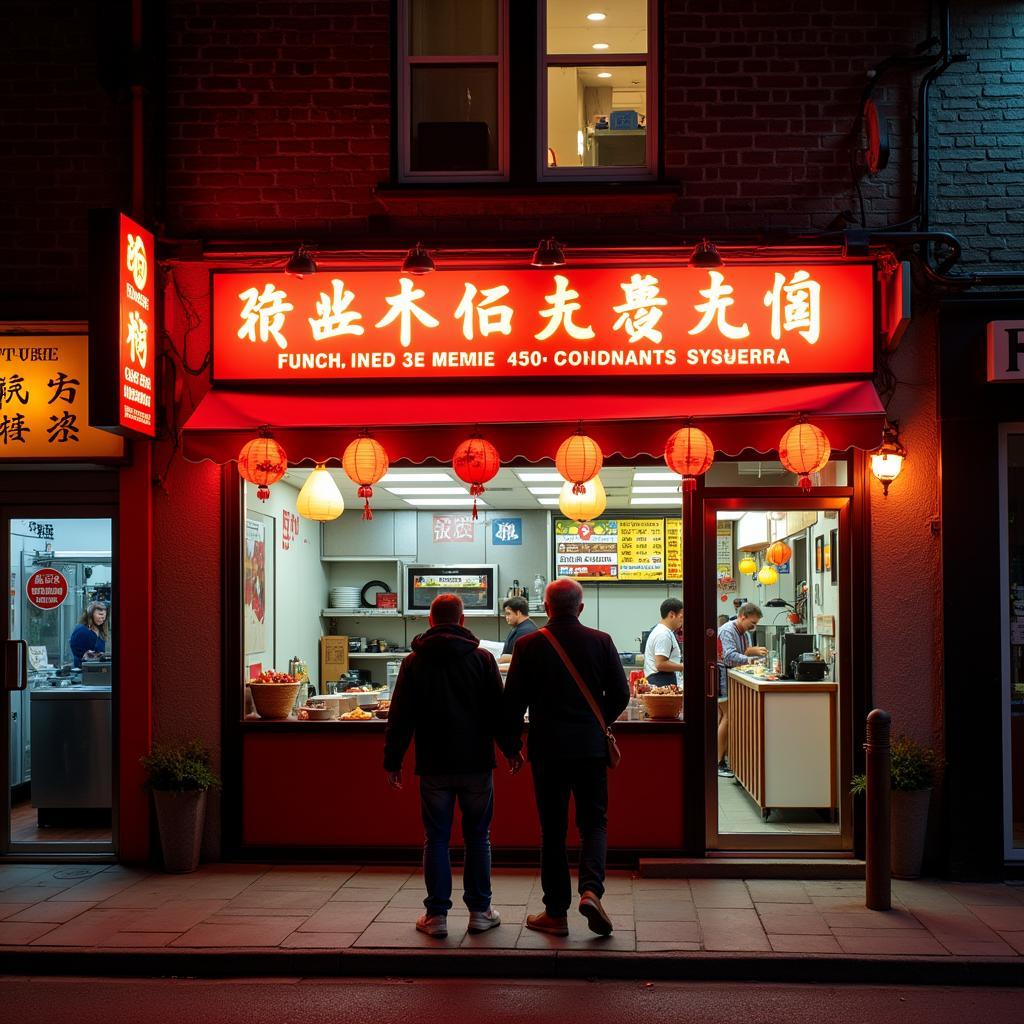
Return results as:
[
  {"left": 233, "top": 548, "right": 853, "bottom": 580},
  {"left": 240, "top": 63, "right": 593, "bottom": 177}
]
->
[
  {"left": 249, "top": 681, "right": 300, "bottom": 719},
  {"left": 891, "top": 788, "right": 931, "bottom": 879},
  {"left": 152, "top": 788, "right": 208, "bottom": 873}
]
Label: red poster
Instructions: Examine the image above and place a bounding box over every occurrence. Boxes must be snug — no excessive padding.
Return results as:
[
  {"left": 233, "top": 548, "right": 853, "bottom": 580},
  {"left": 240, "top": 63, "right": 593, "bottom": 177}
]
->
[
  {"left": 117, "top": 213, "right": 156, "bottom": 435},
  {"left": 26, "top": 568, "right": 69, "bottom": 610},
  {"left": 211, "top": 264, "right": 874, "bottom": 383}
]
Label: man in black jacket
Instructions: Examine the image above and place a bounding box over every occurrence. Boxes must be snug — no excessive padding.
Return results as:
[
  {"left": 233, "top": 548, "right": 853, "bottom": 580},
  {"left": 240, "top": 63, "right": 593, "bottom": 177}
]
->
[
  {"left": 383, "top": 593, "right": 505, "bottom": 939},
  {"left": 501, "top": 578, "right": 630, "bottom": 937}
]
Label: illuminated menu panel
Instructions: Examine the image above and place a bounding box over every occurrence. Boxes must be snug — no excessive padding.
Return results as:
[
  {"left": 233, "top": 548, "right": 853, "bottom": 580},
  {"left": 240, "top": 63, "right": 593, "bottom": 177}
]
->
[{"left": 555, "top": 517, "right": 683, "bottom": 582}]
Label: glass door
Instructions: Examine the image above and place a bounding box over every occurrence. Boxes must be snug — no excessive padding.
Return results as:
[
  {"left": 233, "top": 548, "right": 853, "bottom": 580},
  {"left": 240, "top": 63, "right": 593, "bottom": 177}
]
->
[
  {"left": 2, "top": 512, "right": 115, "bottom": 855},
  {"left": 702, "top": 494, "right": 854, "bottom": 852}
]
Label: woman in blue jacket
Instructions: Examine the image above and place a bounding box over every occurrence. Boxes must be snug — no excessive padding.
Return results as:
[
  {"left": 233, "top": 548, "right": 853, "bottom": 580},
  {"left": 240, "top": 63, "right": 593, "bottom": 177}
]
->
[{"left": 69, "top": 602, "right": 109, "bottom": 667}]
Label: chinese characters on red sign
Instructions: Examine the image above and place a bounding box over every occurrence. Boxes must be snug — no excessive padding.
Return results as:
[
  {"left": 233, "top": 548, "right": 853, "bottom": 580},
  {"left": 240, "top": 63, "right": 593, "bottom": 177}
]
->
[
  {"left": 212, "top": 265, "right": 874, "bottom": 382},
  {"left": 118, "top": 214, "right": 156, "bottom": 435},
  {"left": 26, "top": 568, "right": 69, "bottom": 610}
]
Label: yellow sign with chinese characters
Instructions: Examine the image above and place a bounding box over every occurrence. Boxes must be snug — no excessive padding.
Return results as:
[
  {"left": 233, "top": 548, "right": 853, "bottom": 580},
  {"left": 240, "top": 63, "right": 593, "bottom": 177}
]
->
[{"left": 0, "top": 335, "right": 124, "bottom": 459}]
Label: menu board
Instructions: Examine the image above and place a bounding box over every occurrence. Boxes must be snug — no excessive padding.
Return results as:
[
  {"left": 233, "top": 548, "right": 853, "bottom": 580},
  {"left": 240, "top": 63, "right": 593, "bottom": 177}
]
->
[{"left": 555, "top": 517, "right": 683, "bottom": 582}]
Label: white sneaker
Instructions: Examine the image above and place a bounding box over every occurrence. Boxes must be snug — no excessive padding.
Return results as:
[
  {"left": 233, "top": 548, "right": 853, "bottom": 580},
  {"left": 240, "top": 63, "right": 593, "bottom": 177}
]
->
[
  {"left": 415, "top": 913, "right": 448, "bottom": 938},
  {"left": 468, "top": 908, "right": 501, "bottom": 934}
]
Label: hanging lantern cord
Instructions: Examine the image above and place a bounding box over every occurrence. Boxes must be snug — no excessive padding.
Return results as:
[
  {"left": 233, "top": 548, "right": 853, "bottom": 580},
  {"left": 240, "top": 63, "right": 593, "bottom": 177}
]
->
[
  {"left": 358, "top": 484, "right": 374, "bottom": 520},
  {"left": 572, "top": 482, "right": 586, "bottom": 495}
]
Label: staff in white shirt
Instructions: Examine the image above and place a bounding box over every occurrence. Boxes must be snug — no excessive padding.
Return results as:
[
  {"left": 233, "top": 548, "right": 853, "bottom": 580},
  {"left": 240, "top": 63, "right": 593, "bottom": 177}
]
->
[{"left": 643, "top": 598, "right": 684, "bottom": 687}]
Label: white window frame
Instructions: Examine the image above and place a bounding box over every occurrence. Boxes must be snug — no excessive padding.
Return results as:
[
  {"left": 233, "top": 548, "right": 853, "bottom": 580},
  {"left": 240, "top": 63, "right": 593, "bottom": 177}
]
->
[
  {"left": 999, "top": 423, "right": 1024, "bottom": 860},
  {"left": 397, "top": 0, "right": 510, "bottom": 183},
  {"left": 537, "top": 0, "right": 658, "bottom": 182}
]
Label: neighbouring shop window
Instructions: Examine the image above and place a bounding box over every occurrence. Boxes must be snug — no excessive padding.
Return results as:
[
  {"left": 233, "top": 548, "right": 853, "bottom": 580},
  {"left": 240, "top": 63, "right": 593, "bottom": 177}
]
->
[{"left": 1004, "top": 431, "right": 1024, "bottom": 856}]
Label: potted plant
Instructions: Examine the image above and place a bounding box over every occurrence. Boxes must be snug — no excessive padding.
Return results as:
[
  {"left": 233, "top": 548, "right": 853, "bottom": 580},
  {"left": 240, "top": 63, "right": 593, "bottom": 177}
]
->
[
  {"left": 852, "top": 735, "right": 939, "bottom": 879},
  {"left": 248, "top": 669, "right": 301, "bottom": 719},
  {"left": 141, "top": 740, "right": 220, "bottom": 873}
]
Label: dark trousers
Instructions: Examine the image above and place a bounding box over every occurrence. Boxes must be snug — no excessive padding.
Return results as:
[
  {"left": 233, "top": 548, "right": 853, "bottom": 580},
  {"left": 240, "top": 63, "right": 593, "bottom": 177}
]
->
[
  {"left": 419, "top": 772, "right": 494, "bottom": 915},
  {"left": 530, "top": 757, "right": 609, "bottom": 916}
]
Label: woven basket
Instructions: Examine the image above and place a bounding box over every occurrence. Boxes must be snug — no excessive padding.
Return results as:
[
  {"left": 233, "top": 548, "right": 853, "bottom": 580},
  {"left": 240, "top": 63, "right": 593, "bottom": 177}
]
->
[
  {"left": 642, "top": 693, "right": 684, "bottom": 720},
  {"left": 249, "top": 682, "right": 300, "bottom": 719}
]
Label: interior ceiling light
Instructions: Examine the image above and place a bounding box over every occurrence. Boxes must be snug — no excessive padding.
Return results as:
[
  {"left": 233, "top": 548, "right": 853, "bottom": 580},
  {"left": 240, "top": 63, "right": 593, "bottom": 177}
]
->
[
  {"left": 516, "top": 471, "right": 564, "bottom": 481},
  {"left": 633, "top": 471, "right": 682, "bottom": 481},
  {"left": 383, "top": 486, "right": 469, "bottom": 495},
  {"left": 380, "top": 472, "right": 453, "bottom": 483},
  {"left": 630, "top": 497, "right": 677, "bottom": 505},
  {"left": 689, "top": 238, "right": 723, "bottom": 268},
  {"left": 403, "top": 498, "right": 486, "bottom": 507},
  {"left": 592, "top": 42, "right": 609, "bottom": 49},
  {"left": 284, "top": 245, "right": 317, "bottom": 278},
  {"left": 530, "top": 237, "right": 566, "bottom": 267},
  {"left": 587, "top": 12, "right": 606, "bottom": 21},
  {"left": 537, "top": 497, "right": 561, "bottom": 505},
  {"left": 632, "top": 486, "right": 682, "bottom": 494},
  {"left": 597, "top": 71, "right": 613, "bottom": 79},
  {"left": 527, "top": 486, "right": 563, "bottom": 495},
  {"left": 402, "top": 242, "right": 435, "bottom": 275}
]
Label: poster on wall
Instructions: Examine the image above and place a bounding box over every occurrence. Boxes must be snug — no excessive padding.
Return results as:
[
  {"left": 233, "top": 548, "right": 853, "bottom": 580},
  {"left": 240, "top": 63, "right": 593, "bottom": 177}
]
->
[
  {"left": 665, "top": 519, "right": 682, "bottom": 582},
  {"left": 244, "top": 515, "right": 270, "bottom": 655},
  {"left": 433, "top": 513, "right": 475, "bottom": 543}
]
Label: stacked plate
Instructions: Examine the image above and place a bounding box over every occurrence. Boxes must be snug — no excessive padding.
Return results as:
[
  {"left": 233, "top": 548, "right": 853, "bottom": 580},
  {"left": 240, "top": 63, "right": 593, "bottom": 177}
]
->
[{"left": 329, "top": 586, "right": 362, "bottom": 609}]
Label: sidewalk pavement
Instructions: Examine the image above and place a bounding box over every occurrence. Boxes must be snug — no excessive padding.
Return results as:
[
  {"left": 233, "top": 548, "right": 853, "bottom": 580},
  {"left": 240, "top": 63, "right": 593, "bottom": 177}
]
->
[{"left": 2, "top": 863, "right": 1024, "bottom": 984}]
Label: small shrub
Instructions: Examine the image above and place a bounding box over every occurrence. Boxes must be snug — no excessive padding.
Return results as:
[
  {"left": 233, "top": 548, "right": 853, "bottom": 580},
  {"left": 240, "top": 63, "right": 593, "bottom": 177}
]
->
[
  {"left": 141, "top": 740, "right": 220, "bottom": 792},
  {"left": 850, "top": 735, "right": 940, "bottom": 795}
]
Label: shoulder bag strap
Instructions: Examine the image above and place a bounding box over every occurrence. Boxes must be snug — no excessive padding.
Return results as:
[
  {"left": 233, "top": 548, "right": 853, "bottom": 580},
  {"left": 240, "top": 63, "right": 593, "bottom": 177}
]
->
[{"left": 539, "top": 627, "right": 609, "bottom": 733}]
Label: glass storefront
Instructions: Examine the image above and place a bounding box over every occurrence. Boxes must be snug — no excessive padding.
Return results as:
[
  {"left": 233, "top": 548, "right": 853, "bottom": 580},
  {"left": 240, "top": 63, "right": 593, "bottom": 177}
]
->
[{"left": 1002, "top": 428, "right": 1024, "bottom": 857}]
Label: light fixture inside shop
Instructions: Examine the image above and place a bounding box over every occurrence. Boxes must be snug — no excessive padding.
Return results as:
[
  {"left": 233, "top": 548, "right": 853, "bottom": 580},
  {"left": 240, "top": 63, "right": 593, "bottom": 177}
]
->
[
  {"left": 689, "top": 238, "right": 723, "bottom": 268},
  {"left": 630, "top": 497, "right": 678, "bottom": 506},
  {"left": 296, "top": 465, "right": 344, "bottom": 521},
  {"left": 516, "top": 471, "right": 565, "bottom": 481},
  {"left": 633, "top": 471, "right": 682, "bottom": 481},
  {"left": 383, "top": 486, "right": 469, "bottom": 496},
  {"left": 870, "top": 420, "right": 907, "bottom": 496},
  {"left": 587, "top": 12, "right": 606, "bottom": 21},
  {"left": 537, "top": 497, "right": 561, "bottom": 506},
  {"left": 592, "top": 42, "right": 609, "bottom": 49},
  {"left": 528, "top": 487, "right": 563, "bottom": 495},
  {"left": 401, "top": 242, "right": 435, "bottom": 275},
  {"left": 596, "top": 71, "right": 613, "bottom": 78},
  {"left": 284, "top": 245, "right": 318, "bottom": 278},
  {"left": 530, "top": 237, "right": 566, "bottom": 267},
  {"left": 632, "top": 486, "right": 682, "bottom": 494},
  {"left": 380, "top": 472, "right": 453, "bottom": 483},
  {"left": 403, "top": 498, "right": 487, "bottom": 508}
]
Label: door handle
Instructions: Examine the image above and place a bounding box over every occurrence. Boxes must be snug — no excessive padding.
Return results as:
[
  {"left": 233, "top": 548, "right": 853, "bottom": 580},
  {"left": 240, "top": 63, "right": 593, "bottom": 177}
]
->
[
  {"left": 3, "top": 640, "right": 28, "bottom": 691},
  {"left": 707, "top": 662, "right": 719, "bottom": 700}
]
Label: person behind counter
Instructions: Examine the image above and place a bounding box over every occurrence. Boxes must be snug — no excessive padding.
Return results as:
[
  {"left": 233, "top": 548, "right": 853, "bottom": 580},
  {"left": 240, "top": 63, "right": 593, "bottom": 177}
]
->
[
  {"left": 643, "top": 598, "right": 685, "bottom": 687},
  {"left": 69, "top": 601, "right": 108, "bottom": 668},
  {"left": 716, "top": 602, "right": 767, "bottom": 778},
  {"left": 498, "top": 596, "right": 538, "bottom": 665}
]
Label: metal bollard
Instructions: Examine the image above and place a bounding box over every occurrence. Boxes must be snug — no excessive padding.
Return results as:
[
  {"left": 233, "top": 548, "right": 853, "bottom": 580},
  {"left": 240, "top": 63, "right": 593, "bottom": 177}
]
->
[{"left": 865, "top": 708, "right": 892, "bottom": 911}]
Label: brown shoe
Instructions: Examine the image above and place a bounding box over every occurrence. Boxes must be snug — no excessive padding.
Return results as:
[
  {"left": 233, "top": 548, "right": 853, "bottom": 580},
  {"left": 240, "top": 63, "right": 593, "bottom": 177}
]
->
[
  {"left": 525, "top": 911, "right": 569, "bottom": 936},
  {"left": 579, "top": 891, "right": 613, "bottom": 935}
]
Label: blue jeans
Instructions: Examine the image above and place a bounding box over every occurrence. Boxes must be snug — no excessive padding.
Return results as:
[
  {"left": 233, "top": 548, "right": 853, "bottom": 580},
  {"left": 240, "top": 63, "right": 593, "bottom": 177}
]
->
[{"left": 419, "top": 772, "right": 494, "bottom": 915}]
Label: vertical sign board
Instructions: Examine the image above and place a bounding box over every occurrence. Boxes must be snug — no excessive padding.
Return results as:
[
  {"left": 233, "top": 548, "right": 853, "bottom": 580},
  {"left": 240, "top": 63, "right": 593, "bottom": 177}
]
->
[
  {"left": 987, "top": 321, "right": 1024, "bottom": 382},
  {"left": 88, "top": 210, "right": 157, "bottom": 436}
]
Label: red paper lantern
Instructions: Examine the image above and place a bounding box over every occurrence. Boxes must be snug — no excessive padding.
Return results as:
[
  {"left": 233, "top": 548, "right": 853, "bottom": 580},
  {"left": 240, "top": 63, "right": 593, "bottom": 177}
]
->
[
  {"left": 664, "top": 425, "right": 715, "bottom": 492},
  {"left": 452, "top": 436, "right": 500, "bottom": 520},
  {"left": 766, "top": 540, "right": 792, "bottom": 566},
  {"left": 779, "top": 422, "right": 831, "bottom": 491},
  {"left": 556, "top": 431, "right": 603, "bottom": 494},
  {"left": 342, "top": 435, "right": 389, "bottom": 520},
  {"left": 237, "top": 433, "right": 287, "bottom": 502}
]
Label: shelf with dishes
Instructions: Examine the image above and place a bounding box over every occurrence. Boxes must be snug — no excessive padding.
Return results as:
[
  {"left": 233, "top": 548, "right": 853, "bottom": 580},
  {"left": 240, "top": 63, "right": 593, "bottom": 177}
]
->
[{"left": 320, "top": 609, "right": 404, "bottom": 617}]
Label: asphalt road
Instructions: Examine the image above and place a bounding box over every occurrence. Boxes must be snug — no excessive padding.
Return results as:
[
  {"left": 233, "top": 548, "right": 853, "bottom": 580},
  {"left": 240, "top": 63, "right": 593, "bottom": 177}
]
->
[{"left": 2, "top": 978, "right": 1023, "bottom": 1024}]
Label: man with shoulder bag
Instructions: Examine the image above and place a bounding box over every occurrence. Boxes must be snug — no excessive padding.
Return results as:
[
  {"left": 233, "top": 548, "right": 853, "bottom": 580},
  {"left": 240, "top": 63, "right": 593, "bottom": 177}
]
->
[{"left": 501, "top": 578, "right": 630, "bottom": 937}]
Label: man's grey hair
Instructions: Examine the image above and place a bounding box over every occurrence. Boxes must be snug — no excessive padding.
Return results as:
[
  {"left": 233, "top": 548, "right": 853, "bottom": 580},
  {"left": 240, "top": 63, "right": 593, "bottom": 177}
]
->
[
  {"left": 545, "top": 578, "right": 584, "bottom": 617},
  {"left": 738, "top": 602, "right": 762, "bottom": 619}
]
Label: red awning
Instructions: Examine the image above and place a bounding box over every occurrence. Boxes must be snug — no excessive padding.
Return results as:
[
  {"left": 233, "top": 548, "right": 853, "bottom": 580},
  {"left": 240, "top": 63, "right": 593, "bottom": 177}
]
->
[{"left": 181, "top": 379, "right": 885, "bottom": 465}]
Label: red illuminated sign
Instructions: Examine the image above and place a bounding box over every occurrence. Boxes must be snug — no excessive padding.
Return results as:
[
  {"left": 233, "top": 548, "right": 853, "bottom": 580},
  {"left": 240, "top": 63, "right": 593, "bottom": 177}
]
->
[
  {"left": 26, "top": 568, "right": 69, "bottom": 610},
  {"left": 89, "top": 210, "right": 157, "bottom": 436},
  {"left": 211, "top": 264, "right": 874, "bottom": 382}
]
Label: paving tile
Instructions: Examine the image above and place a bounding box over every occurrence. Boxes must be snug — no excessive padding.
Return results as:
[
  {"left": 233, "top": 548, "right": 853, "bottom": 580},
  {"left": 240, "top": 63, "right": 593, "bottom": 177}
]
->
[
  {"left": 0, "top": 903, "right": 34, "bottom": 920},
  {"left": 121, "top": 899, "right": 229, "bottom": 933},
  {"left": 821, "top": 909, "right": 923, "bottom": 930},
  {"left": 0, "top": 921, "right": 59, "bottom": 945},
  {"left": 635, "top": 920, "right": 700, "bottom": 943},
  {"left": 0, "top": 866, "right": 52, "bottom": 889},
  {"left": 28, "top": 909, "right": 141, "bottom": 946},
  {"left": 633, "top": 900, "right": 698, "bottom": 922},
  {"left": 170, "top": 917, "right": 305, "bottom": 947},
  {"left": 387, "top": 887, "right": 458, "bottom": 909},
  {"left": 250, "top": 867, "right": 358, "bottom": 891},
  {"left": 98, "top": 932, "right": 180, "bottom": 948},
  {"left": 0, "top": 886, "right": 69, "bottom": 904},
  {"left": 934, "top": 937, "right": 1019, "bottom": 957},
  {"left": 179, "top": 878, "right": 260, "bottom": 900},
  {"left": 970, "top": 906, "right": 1024, "bottom": 931},
  {"left": 592, "top": 895, "right": 634, "bottom": 916},
  {"left": 330, "top": 887, "right": 400, "bottom": 903},
  {"left": 353, "top": 921, "right": 463, "bottom": 948},
  {"left": 48, "top": 873, "right": 151, "bottom": 903},
  {"left": 802, "top": 881, "right": 866, "bottom": 895},
  {"left": 698, "top": 908, "right": 770, "bottom": 951},
  {"left": 460, "top": 925, "right": 524, "bottom": 948},
  {"left": 208, "top": 907, "right": 315, "bottom": 919},
  {"left": 998, "top": 931, "right": 1024, "bottom": 955},
  {"left": 689, "top": 879, "right": 754, "bottom": 909},
  {"left": 636, "top": 940, "right": 701, "bottom": 951},
  {"left": 833, "top": 930, "right": 948, "bottom": 956},
  {"left": 343, "top": 870, "right": 413, "bottom": 890},
  {"left": 280, "top": 931, "right": 359, "bottom": 948},
  {"left": 757, "top": 912, "right": 830, "bottom": 936},
  {"left": 300, "top": 902, "right": 386, "bottom": 932},
  {"left": 96, "top": 888, "right": 178, "bottom": 910},
  {"left": 515, "top": 926, "right": 635, "bottom": 951},
  {"left": 745, "top": 881, "right": 812, "bottom": 904},
  {"left": 943, "top": 884, "right": 1024, "bottom": 907},
  {"left": 6, "top": 901, "right": 96, "bottom": 924},
  {"left": 223, "top": 889, "right": 331, "bottom": 912},
  {"left": 768, "top": 933, "right": 843, "bottom": 954}
]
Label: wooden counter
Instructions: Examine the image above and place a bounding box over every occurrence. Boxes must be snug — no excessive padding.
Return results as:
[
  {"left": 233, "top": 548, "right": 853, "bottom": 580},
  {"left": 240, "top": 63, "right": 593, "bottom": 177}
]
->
[{"left": 726, "top": 669, "right": 838, "bottom": 819}]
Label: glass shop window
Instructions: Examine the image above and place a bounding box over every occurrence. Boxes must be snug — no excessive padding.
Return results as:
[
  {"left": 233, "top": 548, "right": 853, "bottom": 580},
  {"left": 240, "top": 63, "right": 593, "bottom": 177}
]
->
[{"left": 1004, "top": 431, "right": 1024, "bottom": 857}]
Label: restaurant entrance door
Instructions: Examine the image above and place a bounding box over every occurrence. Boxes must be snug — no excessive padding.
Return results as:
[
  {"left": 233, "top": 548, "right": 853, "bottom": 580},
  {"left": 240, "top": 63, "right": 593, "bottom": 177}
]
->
[
  {"left": 700, "top": 491, "right": 856, "bottom": 854},
  {"left": 0, "top": 478, "right": 117, "bottom": 859}
]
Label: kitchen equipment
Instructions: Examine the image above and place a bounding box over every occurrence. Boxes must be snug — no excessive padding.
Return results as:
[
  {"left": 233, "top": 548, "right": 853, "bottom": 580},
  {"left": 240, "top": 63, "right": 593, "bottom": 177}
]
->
[
  {"left": 80, "top": 658, "right": 112, "bottom": 685},
  {"left": 790, "top": 652, "right": 829, "bottom": 682}
]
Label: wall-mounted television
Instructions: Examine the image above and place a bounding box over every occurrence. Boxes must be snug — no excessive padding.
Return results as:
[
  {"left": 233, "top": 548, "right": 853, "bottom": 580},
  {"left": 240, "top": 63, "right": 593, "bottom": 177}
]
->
[{"left": 404, "top": 564, "right": 499, "bottom": 616}]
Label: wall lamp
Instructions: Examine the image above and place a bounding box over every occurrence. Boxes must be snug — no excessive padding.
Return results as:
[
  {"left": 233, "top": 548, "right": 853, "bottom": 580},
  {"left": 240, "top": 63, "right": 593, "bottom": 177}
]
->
[
  {"left": 842, "top": 228, "right": 872, "bottom": 259},
  {"left": 688, "top": 238, "right": 723, "bottom": 268},
  {"left": 284, "top": 244, "right": 318, "bottom": 277},
  {"left": 870, "top": 420, "right": 907, "bottom": 496},
  {"left": 402, "top": 242, "right": 435, "bottom": 275},
  {"left": 530, "top": 238, "right": 566, "bottom": 268}
]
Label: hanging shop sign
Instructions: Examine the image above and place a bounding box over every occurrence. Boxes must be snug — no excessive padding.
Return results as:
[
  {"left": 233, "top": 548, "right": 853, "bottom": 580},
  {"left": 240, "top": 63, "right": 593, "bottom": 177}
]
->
[
  {"left": 0, "top": 335, "right": 124, "bottom": 460},
  {"left": 88, "top": 210, "right": 157, "bottom": 436},
  {"left": 986, "top": 321, "right": 1024, "bottom": 382},
  {"left": 25, "top": 568, "right": 69, "bottom": 610},
  {"left": 211, "top": 264, "right": 875, "bottom": 382}
]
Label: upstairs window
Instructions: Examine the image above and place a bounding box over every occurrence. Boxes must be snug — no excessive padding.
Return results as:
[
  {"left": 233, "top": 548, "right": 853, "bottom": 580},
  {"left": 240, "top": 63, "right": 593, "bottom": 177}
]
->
[{"left": 397, "top": 1, "right": 656, "bottom": 184}]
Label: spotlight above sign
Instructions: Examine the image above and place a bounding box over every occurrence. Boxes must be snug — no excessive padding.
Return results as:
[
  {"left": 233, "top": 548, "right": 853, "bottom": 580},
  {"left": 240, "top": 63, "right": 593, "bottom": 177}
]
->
[{"left": 210, "top": 263, "right": 875, "bottom": 383}]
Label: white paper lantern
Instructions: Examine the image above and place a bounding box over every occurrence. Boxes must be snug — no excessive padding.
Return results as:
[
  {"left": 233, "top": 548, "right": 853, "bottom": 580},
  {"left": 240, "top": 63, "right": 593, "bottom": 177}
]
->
[
  {"left": 297, "top": 465, "right": 345, "bottom": 521},
  {"left": 559, "top": 475, "right": 607, "bottom": 523}
]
